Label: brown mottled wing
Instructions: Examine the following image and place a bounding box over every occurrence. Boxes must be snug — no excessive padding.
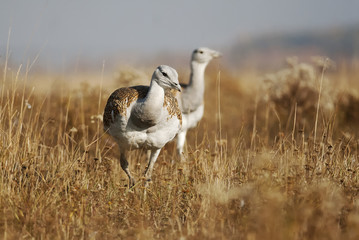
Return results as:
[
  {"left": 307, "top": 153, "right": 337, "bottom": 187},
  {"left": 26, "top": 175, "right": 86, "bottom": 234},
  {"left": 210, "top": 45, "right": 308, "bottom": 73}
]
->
[
  {"left": 103, "top": 86, "right": 148, "bottom": 129},
  {"left": 164, "top": 90, "right": 182, "bottom": 125}
]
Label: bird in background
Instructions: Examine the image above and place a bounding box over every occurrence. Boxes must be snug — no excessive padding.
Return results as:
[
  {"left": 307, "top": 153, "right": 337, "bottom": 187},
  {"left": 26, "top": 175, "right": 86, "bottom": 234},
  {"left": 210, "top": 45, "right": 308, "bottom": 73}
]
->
[
  {"left": 175, "top": 47, "right": 222, "bottom": 157},
  {"left": 103, "top": 65, "right": 182, "bottom": 188}
]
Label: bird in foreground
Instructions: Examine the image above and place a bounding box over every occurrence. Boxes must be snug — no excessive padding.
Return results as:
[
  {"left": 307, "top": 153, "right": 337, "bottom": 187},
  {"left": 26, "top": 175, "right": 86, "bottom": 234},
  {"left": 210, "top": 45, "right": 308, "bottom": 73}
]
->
[
  {"left": 103, "top": 65, "right": 182, "bottom": 188},
  {"left": 175, "top": 47, "right": 222, "bottom": 157}
]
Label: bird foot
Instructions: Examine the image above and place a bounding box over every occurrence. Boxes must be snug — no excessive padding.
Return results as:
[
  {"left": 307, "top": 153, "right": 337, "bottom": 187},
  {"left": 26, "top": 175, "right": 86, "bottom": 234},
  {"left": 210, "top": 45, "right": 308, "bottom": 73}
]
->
[{"left": 126, "top": 178, "right": 136, "bottom": 189}]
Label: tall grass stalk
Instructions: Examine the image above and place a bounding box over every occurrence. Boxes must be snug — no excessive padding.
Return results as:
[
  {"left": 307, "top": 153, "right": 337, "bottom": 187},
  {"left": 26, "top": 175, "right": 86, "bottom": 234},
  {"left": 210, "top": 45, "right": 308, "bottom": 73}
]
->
[
  {"left": 314, "top": 58, "right": 328, "bottom": 144},
  {"left": 216, "top": 70, "right": 223, "bottom": 160},
  {"left": 1, "top": 27, "right": 11, "bottom": 106}
]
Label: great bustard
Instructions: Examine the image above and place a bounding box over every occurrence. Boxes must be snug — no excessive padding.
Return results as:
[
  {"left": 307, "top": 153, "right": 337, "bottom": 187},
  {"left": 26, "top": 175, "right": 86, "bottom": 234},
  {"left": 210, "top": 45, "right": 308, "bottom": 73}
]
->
[
  {"left": 103, "top": 65, "right": 182, "bottom": 188},
  {"left": 175, "top": 47, "right": 221, "bottom": 156}
]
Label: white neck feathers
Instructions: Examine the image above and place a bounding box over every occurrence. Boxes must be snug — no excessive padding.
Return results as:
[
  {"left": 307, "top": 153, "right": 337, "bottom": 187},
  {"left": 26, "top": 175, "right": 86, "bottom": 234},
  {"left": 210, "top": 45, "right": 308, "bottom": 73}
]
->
[
  {"left": 188, "top": 61, "right": 208, "bottom": 97},
  {"left": 132, "top": 80, "right": 164, "bottom": 125}
]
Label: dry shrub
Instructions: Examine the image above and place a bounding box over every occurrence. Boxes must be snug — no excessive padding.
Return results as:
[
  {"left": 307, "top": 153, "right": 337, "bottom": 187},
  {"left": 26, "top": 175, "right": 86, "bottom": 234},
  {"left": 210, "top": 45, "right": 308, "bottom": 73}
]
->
[
  {"left": 336, "top": 89, "right": 359, "bottom": 128},
  {"left": 113, "top": 66, "right": 149, "bottom": 87},
  {"left": 260, "top": 57, "right": 336, "bottom": 132},
  {"left": 258, "top": 57, "right": 359, "bottom": 139}
]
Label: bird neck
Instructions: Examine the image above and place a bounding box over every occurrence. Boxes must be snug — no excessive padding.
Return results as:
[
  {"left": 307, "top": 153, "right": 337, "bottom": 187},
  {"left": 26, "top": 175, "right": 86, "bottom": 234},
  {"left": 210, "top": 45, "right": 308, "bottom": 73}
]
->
[
  {"left": 188, "top": 61, "right": 208, "bottom": 94},
  {"left": 141, "top": 80, "right": 165, "bottom": 122}
]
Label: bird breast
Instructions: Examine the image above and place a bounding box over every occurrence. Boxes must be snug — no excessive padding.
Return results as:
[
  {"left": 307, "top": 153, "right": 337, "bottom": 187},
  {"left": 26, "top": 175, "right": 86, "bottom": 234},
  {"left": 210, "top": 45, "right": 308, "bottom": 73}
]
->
[{"left": 103, "top": 86, "right": 182, "bottom": 149}]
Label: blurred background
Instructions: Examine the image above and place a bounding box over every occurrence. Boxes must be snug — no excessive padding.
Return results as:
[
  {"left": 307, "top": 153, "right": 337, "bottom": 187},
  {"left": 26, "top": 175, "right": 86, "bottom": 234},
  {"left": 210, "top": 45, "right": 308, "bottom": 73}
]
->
[{"left": 1, "top": 0, "right": 359, "bottom": 73}]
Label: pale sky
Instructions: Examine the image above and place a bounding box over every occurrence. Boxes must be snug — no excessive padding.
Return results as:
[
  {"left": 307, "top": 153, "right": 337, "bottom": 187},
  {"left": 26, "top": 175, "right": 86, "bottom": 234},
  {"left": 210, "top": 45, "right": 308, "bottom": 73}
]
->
[{"left": 1, "top": 0, "right": 359, "bottom": 70}]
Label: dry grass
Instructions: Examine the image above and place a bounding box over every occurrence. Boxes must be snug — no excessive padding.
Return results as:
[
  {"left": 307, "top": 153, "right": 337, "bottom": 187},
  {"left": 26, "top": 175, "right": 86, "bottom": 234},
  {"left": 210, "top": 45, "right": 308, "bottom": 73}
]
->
[{"left": 1, "top": 58, "right": 359, "bottom": 239}]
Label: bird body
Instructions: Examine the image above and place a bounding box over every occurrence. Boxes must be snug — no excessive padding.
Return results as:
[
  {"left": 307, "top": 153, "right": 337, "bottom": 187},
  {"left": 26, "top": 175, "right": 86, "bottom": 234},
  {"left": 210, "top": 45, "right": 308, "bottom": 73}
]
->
[
  {"left": 176, "top": 47, "right": 221, "bottom": 156},
  {"left": 104, "top": 86, "right": 181, "bottom": 150},
  {"left": 103, "top": 65, "right": 182, "bottom": 187}
]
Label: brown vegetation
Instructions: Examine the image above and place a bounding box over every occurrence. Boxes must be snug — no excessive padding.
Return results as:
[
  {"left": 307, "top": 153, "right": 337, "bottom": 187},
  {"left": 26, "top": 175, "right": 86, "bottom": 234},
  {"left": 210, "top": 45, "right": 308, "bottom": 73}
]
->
[{"left": 1, "top": 58, "right": 359, "bottom": 239}]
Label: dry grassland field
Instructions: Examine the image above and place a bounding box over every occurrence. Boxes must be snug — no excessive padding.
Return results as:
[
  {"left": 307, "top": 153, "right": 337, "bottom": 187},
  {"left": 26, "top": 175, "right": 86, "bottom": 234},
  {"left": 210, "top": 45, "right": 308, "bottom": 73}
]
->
[{"left": 1, "top": 57, "right": 359, "bottom": 239}]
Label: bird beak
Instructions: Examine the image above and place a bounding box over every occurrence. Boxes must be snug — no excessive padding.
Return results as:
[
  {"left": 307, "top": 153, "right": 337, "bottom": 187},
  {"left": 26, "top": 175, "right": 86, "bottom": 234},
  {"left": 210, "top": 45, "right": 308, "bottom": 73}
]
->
[
  {"left": 171, "top": 82, "right": 181, "bottom": 92},
  {"left": 211, "top": 50, "right": 222, "bottom": 58},
  {"left": 169, "top": 82, "right": 181, "bottom": 92}
]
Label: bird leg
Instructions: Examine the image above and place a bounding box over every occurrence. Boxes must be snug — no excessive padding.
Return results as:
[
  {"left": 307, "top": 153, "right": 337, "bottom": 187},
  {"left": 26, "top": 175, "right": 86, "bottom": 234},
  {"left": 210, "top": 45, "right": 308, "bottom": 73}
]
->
[
  {"left": 176, "top": 130, "right": 187, "bottom": 160},
  {"left": 144, "top": 149, "right": 161, "bottom": 184},
  {"left": 120, "top": 152, "right": 135, "bottom": 188}
]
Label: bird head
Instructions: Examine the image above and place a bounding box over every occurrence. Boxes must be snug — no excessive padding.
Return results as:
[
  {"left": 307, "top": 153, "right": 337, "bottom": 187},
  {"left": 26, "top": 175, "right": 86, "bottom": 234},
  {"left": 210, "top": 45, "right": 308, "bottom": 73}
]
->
[
  {"left": 191, "top": 47, "right": 222, "bottom": 64},
  {"left": 153, "top": 65, "right": 181, "bottom": 92}
]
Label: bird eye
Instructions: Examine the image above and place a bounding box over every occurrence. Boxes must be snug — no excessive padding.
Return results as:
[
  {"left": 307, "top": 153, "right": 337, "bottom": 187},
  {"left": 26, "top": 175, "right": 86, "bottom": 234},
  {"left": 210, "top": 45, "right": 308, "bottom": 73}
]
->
[
  {"left": 161, "top": 71, "right": 168, "bottom": 77},
  {"left": 199, "top": 51, "right": 204, "bottom": 54}
]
